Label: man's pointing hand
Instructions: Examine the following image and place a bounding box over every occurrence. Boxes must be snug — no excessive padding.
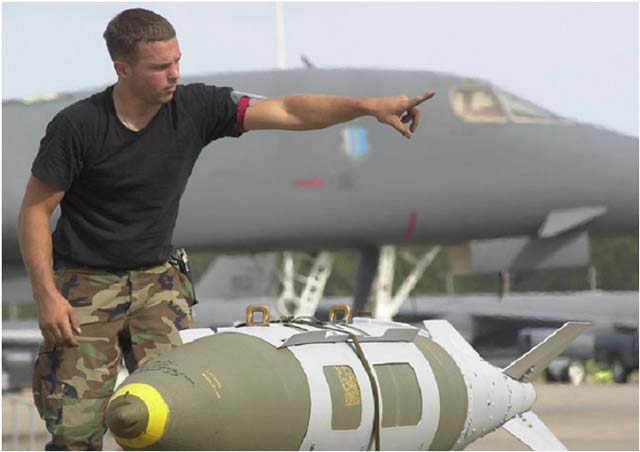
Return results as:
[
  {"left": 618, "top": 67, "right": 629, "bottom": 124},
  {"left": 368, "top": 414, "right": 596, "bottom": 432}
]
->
[{"left": 370, "top": 91, "right": 436, "bottom": 139}]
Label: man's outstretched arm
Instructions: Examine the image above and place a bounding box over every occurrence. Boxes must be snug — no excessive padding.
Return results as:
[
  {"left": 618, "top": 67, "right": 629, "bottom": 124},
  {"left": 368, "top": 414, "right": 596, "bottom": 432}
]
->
[{"left": 243, "top": 92, "right": 435, "bottom": 139}]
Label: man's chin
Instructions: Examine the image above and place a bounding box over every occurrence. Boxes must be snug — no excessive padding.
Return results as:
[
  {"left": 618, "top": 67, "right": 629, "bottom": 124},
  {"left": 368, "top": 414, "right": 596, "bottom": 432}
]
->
[{"left": 158, "top": 92, "right": 175, "bottom": 104}]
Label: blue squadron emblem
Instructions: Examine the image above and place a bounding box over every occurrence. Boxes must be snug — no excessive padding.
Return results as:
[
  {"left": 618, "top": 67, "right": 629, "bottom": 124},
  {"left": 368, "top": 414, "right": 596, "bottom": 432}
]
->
[{"left": 341, "top": 126, "right": 370, "bottom": 160}]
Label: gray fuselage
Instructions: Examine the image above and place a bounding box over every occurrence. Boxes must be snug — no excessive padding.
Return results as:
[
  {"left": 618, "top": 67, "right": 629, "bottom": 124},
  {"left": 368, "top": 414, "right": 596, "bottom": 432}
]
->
[{"left": 3, "top": 69, "right": 637, "bottom": 261}]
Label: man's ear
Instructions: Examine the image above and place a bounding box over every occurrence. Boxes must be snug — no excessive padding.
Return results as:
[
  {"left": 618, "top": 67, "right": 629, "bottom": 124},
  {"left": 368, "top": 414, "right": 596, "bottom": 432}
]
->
[{"left": 114, "top": 60, "right": 132, "bottom": 79}]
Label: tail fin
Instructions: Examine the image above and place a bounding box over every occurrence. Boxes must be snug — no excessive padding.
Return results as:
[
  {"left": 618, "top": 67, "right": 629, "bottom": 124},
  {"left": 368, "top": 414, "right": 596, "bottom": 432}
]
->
[
  {"left": 503, "top": 321, "right": 590, "bottom": 382},
  {"left": 503, "top": 411, "right": 567, "bottom": 451}
]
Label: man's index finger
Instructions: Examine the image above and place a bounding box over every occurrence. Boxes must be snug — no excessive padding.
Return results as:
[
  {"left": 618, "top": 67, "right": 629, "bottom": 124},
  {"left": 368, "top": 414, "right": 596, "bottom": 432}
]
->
[{"left": 409, "top": 91, "right": 436, "bottom": 108}]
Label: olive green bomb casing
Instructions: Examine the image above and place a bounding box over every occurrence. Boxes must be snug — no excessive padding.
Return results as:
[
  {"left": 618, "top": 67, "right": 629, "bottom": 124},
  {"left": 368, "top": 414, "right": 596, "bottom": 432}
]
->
[
  {"left": 106, "top": 315, "right": 588, "bottom": 450},
  {"left": 107, "top": 333, "right": 311, "bottom": 450}
]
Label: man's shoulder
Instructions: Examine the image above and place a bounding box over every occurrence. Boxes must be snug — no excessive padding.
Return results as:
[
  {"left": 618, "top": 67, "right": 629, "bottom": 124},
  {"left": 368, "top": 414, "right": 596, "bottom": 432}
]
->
[
  {"left": 56, "top": 86, "right": 111, "bottom": 127},
  {"left": 175, "top": 83, "right": 234, "bottom": 102},
  {"left": 178, "top": 82, "right": 221, "bottom": 92}
]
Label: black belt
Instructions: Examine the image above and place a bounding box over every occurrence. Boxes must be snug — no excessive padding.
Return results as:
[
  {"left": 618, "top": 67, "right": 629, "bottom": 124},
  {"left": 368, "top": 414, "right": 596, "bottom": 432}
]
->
[{"left": 53, "top": 258, "right": 166, "bottom": 273}]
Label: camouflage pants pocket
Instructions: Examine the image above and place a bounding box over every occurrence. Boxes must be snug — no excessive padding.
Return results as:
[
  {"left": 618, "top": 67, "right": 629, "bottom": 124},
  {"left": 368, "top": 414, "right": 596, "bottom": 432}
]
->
[
  {"left": 33, "top": 346, "right": 60, "bottom": 421},
  {"left": 33, "top": 341, "right": 119, "bottom": 450}
]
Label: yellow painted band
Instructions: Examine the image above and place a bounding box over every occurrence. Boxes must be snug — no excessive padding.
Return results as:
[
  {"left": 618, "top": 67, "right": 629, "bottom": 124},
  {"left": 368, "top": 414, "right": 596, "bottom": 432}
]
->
[{"left": 109, "top": 383, "right": 169, "bottom": 449}]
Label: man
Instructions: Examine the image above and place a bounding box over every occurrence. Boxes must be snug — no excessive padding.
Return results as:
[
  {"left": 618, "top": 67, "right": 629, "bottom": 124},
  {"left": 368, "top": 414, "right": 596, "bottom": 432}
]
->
[{"left": 18, "top": 8, "right": 434, "bottom": 451}]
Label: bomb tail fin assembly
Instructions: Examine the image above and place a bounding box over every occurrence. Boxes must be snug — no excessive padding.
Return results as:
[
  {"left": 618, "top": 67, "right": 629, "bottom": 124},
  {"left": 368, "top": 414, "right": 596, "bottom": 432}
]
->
[{"left": 499, "top": 322, "right": 590, "bottom": 451}]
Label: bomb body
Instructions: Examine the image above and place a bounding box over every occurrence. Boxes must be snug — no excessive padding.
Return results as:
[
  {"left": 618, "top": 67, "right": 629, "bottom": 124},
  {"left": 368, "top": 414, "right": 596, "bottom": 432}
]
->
[{"left": 106, "top": 315, "right": 585, "bottom": 450}]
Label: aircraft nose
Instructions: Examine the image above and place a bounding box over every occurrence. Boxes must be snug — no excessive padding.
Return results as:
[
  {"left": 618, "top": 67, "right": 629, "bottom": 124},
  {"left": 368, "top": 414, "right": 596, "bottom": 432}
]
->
[{"left": 597, "top": 132, "right": 638, "bottom": 233}]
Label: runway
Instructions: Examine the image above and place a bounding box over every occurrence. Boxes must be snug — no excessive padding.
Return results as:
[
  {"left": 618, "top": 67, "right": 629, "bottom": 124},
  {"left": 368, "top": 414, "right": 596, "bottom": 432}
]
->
[{"left": 3, "top": 383, "right": 638, "bottom": 451}]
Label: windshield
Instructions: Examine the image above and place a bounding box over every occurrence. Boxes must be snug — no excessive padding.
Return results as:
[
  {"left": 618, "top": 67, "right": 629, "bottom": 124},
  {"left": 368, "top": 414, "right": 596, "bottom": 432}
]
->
[
  {"left": 495, "top": 88, "right": 562, "bottom": 123},
  {"left": 450, "top": 84, "right": 565, "bottom": 124},
  {"left": 450, "top": 85, "right": 508, "bottom": 123}
]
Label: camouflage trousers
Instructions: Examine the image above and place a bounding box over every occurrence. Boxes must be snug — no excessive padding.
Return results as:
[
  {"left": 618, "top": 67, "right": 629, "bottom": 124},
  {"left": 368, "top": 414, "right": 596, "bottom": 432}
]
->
[{"left": 33, "top": 261, "right": 195, "bottom": 451}]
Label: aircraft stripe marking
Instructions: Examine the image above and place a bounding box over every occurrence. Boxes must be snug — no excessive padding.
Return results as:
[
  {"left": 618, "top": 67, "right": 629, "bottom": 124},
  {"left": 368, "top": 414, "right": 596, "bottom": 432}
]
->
[
  {"left": 293, "top": 177, "right": 324, "bottom": 188},
  {"left": 405, "top": 210, "right": 418, "bottom": 237}
]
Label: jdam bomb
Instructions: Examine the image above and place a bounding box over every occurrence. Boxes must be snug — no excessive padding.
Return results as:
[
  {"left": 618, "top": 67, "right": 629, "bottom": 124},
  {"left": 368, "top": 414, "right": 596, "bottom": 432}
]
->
[{"left": 106, "top": 305, "right": 588, "bottom": 451}]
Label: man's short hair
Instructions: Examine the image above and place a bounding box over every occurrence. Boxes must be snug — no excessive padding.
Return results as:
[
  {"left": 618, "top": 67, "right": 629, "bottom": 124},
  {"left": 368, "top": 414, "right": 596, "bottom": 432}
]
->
[{"left": 103, "top": 8, "right": 176, "bottom": 62}]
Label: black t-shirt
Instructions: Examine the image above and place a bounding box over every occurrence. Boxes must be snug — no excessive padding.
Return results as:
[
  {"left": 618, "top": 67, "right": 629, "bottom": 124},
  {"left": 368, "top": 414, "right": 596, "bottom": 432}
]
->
[{"left": 31, "top": 83, "right": 243, "bottom": 269}]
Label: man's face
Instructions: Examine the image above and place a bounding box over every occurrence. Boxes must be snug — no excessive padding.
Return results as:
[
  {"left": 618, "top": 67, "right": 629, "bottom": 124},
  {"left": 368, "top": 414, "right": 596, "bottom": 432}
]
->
[{"left": 127, "top": 37, "right": 181, "bottom": 104}]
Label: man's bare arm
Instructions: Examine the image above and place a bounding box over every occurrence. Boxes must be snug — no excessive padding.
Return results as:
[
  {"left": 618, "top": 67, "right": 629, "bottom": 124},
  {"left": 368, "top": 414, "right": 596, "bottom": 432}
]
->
[
  {"left": 243, "top": 92, "right": 435, "bottom": 138},
  {"left": 18, "top": 176, "right": 80, "bottom": 347}
]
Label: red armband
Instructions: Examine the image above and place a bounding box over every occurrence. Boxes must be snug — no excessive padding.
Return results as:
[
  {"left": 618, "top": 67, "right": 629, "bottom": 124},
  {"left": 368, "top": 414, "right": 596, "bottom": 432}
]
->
[{"left": 236, "top": 96, "right": 251, "bottom": 133}]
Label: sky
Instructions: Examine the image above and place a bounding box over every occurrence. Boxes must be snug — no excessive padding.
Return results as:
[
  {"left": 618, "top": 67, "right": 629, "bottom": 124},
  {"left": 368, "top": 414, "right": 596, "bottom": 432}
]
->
[{"left": 2, "top": 2, "right": 638, "bottom": 136}]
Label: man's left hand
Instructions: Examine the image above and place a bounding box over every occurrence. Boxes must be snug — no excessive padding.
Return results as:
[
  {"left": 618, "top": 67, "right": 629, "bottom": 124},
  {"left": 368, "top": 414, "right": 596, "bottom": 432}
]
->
[{"left": 369, "top": 91, "right": 435, "bottom": 139}]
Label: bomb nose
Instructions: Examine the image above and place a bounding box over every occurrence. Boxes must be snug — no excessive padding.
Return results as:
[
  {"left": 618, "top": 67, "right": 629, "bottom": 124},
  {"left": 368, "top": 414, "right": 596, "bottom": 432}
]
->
[
  {"left": 106, "top": 383, "right": 170, "bottom": 449},
  {"left": 106, "top": 394, "right": 149, "bottom": 439}
]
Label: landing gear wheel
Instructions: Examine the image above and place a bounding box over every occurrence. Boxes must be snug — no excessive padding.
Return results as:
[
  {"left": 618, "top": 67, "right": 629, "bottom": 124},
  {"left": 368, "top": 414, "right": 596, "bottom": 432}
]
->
[
  {"left": 611, "top": 359, "right": 629, "bottom": 384},
  {"left": 567, "top": 360, "right": 586, "bottom": 386},
  {"left": 544, "top": 368, "right": 557, "bottom": 383}
]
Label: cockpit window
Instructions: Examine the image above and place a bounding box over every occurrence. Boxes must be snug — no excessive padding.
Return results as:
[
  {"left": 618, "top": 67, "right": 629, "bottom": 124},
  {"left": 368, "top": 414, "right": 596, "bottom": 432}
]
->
[
  {"left": 450, "top": 86, "right": 508, "bottom": 123},
  {"left": 494, "top": 88, "right": 560, "bottom": 123},
  {"left": 450, "top": 84, "right": 566, "bottom": 125}
]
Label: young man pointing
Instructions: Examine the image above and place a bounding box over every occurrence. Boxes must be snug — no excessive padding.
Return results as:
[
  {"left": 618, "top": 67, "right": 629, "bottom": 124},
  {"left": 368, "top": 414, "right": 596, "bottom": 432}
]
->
[{"left": 18, "top": 8, "right": 434, "bottom": 450}]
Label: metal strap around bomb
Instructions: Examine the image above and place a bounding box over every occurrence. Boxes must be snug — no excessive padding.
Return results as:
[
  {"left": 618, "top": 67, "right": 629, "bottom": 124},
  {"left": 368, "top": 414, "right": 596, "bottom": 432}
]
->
[
  {"left": 241, "top": 312, "right": 381, "bottom": 449},
  {"left": 287, "top": 318, "right": 382, "bottom": 451},
  {"left": 343, "top": 329, "right": 381, "bottom": 451}
]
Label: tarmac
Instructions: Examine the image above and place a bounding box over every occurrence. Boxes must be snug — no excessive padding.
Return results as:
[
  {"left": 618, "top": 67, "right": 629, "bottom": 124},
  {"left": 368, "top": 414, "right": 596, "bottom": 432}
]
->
[{"left": 2, "top": 382, "right": 638, "bottom": 451}]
